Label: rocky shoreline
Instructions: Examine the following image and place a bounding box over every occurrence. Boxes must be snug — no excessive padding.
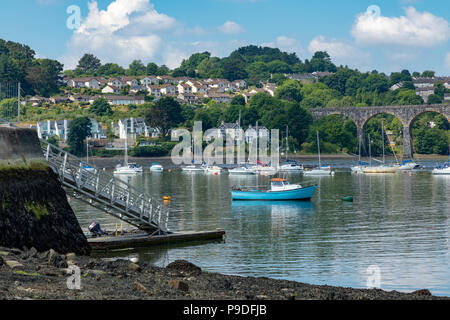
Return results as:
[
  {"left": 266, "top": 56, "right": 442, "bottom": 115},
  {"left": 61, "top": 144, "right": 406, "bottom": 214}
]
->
[{"left": 0, "top": 246, "right": 447, "bottom": 300}]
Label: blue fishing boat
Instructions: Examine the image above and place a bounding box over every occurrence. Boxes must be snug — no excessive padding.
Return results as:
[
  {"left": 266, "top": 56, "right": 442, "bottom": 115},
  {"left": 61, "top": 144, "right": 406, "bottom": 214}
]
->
[{"left": 231, "top": 179, "right": 317, "bottom": 201}]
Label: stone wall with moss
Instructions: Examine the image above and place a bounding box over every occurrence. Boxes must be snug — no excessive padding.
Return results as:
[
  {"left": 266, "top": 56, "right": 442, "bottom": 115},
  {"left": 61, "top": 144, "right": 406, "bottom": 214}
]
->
[{"left": 0, "top": 127, "right": 90, "bottom": 255}]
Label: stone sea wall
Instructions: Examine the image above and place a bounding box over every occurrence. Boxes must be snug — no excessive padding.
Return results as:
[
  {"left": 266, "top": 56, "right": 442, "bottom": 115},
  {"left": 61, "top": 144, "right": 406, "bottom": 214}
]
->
[{"left": 0, "top": 127, "right": 90, "bottom": 255}]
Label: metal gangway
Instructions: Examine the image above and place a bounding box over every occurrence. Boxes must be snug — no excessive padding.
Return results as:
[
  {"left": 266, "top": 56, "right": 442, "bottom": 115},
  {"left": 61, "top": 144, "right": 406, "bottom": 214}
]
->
[{"left": 40, "top": 139, "right": 170, "bottom": 235}]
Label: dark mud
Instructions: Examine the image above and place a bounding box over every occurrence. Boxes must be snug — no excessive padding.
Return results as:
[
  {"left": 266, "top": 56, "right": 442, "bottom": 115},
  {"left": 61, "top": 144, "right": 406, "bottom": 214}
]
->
[{"left": 0, "top": 247, "right": 447, "bottom": 300}]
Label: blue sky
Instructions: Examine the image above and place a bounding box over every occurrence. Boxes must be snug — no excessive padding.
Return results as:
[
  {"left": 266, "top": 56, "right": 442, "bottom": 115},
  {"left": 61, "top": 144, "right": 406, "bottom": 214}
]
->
[{"left": 1, "top": 0, "right": 450, "bottom": 74}]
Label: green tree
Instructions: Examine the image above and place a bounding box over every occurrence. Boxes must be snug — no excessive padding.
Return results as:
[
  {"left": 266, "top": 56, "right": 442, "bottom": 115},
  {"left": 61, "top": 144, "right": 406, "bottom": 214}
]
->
[
  {"left": 68, "top": 117, "right": 91, "bottom": 156},
  {"left": 231, "top": 95, "right": 246, "bottom": 106},
  {"left": 421, "top": 70, "right": 435, "bottom": 78},
  {"left": 427, "top": 94, "right": 443, "bottom": 104},
  {"left": 76, "top": 54, "right": 101, "bottom": 74},
  {"left": 146, "top": 62, "right": 158, "bottom": 75},
  {"left": 309, "top": 51, "right": 337, "bottom": 72},
  {"left": 97, "top": 63, "right": 126, "bottom": 77},
  {"left": 275, "top": 79, "right": 303, "bottom": 103},
  {"left": 144, "top": 97, "right": 184, "bottom": 136},
  {"left": 25, "top": 59, "right": 63, "bottom": 97},
  {"left": 128, "top": 60, "right": 146, "bottom": 76},
  {"left": 90, "top": 98, "right": 112, "bottom": 116}
]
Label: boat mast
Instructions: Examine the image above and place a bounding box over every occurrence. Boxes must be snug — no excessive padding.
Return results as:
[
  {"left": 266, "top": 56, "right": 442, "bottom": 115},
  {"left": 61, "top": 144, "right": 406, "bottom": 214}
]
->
[
  {"left": 382, "top": 120, "right": 385, "bottom": 165},
  {"left": 286, "top": 125, "right": 289, "bottom": 161},
  {"left": 316, "top": 131, "right": 321, "bottom": 168},
  {"left": 368, "top": 133, "right": 372, "bottom": 167},
  {"left": 86, "top": 137, "right": 89, "bottom": 163},
  {"left": 124, "top": 121, "right": 128, "bottom": 166}
]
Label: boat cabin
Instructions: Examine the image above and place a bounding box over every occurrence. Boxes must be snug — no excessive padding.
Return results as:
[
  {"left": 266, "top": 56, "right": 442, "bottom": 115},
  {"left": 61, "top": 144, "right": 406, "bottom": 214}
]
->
[{"left": 270, "top": 179, "right": 301, "bottom": 192}]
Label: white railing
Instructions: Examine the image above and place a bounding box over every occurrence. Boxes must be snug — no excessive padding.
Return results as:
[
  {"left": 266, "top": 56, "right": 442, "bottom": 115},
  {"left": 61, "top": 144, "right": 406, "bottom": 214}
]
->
[{"left": 40, "top": 139, "right": 170, "bottom": 235}]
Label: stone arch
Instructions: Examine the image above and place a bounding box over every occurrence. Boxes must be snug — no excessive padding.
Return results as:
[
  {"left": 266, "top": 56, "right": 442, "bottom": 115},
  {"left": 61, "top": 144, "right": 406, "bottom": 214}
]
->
[
  {"left": 406, "top": 109, "right": 450, "bottom": 156},
  {"left": 360, "top": 111, "right": 407, "bottom": 158},
  {"left": 406, "top": 108, "right": 450, "bottom": 129}
]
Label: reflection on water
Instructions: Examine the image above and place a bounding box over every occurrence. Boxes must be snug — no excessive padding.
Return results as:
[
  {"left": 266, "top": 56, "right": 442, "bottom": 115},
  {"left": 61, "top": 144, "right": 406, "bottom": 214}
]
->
[{"left": 70, "top": 165, "right": 450, "bottom": 296}]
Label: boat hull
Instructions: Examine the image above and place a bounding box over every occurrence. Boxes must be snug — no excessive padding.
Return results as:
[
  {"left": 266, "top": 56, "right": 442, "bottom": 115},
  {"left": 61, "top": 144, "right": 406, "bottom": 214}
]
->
[
  {"left": 432, "top": 168, "right": 450, "bottom": 175},
  {"left": 362, "top": 166, "right": 398, "bottom": 174},
  {"left": 232, "top": 185, "right": 316, "bottom": 201}
]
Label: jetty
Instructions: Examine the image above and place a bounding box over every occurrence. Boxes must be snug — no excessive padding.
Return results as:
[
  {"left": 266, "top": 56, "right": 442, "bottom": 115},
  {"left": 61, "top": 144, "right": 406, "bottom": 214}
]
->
[{"left": 88, "top": 229, "right": 226, "bottom": 251}]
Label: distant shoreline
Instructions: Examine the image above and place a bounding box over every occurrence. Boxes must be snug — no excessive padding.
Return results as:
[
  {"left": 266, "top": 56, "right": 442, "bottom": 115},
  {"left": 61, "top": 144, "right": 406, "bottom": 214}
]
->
[{"left": 86, "top": 153, "right": 448, "bottom": 169}]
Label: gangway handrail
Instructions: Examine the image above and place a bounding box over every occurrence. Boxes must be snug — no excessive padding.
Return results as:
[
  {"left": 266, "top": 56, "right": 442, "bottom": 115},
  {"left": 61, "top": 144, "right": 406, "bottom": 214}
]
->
[{"left": 39, "top": 138, "right": 170, "bottom": 234}]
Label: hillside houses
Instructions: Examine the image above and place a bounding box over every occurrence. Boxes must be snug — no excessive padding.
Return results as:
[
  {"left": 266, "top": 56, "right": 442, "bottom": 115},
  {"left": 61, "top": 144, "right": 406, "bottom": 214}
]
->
[
  {"left": 36, "top": 118, "right": 105, "bottom": 141},
  {"left": 412, "top": 77, "right": 450, "bottom": 102},
  {"left": 115, "top": 117, "right": 158, "bottom": 140}
]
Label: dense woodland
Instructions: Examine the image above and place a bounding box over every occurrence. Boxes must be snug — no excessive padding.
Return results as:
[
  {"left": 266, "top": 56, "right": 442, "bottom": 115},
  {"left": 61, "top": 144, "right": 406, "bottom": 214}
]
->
[{"left": 0, "top": 38, "right": 449, "bottom": 156}]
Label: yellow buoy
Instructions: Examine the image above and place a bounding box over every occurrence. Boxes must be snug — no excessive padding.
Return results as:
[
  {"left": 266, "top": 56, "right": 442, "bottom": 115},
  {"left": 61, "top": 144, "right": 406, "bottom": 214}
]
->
[{"left": 163, "top": 196, "right": 171, "bottom": 201}]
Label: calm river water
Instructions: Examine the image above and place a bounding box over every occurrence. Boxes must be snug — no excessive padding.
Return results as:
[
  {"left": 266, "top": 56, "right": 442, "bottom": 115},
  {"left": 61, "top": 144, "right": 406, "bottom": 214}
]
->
[{"left": 71, "top": 159, "right": 450, "bottom": 296}]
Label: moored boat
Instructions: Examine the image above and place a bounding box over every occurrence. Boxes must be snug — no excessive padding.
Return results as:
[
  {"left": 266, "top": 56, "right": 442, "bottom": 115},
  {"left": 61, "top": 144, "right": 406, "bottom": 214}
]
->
[
  {"left": 231, "top": 178, "right": 317, "bottom": 201},
  {"left": 304, "top": 131, "right": 335, "bottom": 176},
  {"left": 432, "top": 162, "right": 450, "bottom": 175},
  {"left": 304, "top": 165, "right": 335, "bottom": 176},
  {"left": 362, "top": 165, "right": 398, "bottom": 174},
  {"left": 398, "top": 160, "right": 422, "bottom": 171},
  {"left": 229, "top": 166, "right": 257, "bottom": 175},
  {"left": 204, "top": 165, "right": 223, "bottom": 175},
  {"left": 280, "top": 161, "right": 304, "bottom": 173},
  {"left": 150, "top": 162, "right": 163, "bottom": 172}
]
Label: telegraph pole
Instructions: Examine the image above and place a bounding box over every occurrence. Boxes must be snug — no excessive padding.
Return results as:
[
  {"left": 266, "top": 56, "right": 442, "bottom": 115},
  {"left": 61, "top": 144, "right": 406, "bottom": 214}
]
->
[{"left": 17, "top": 82, "right": 21, "bottom": 122}]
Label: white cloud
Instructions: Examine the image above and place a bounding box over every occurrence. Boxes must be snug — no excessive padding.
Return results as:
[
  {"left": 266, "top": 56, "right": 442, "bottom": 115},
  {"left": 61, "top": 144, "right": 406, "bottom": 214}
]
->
[
  {"left": 261, "top": 36, "right": 304, "bottom": 58},
  {"left": 218, "top": 21, "right": 246, "bottom": 35},
  {"left": 351, "top": 7, "right": 450, "bottom": 47},
  {"left": 62, "top": 0, "right": 179, "bottom": 69},
  {"left": 307, "top": 35, "right": 372, "bottom": 70},
  {"left": 61, "top": 0, "right": 250, "bottom": 69},
  {"left": 445, "top": 53, "right": 450, "bottom": 70}
]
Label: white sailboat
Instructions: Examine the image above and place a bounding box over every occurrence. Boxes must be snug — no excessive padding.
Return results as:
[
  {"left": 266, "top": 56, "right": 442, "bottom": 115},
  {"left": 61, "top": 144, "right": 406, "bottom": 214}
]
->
[
  {"left": 114, "top": 132, "right": 143, "bottom": 175},
  {"left": 280, "top": 126, "right": 304, "bottom": 173},
  {"left": 304, "top": 131, "right": 335, "bottom": 176},
  {"left": 362, "top": 122, "right": 399, "bottom": 174},
  {"left": 432, "top": 148, "right": 450, "bottom": 175},
  {"left": 351, "top": 134, "right": 368, "bottom": 174},
  {"left": 83, "top": 137, "right": 95, "bottom": 172},
  {"left": 182, "top": 136, "right": 206, "bottom": 173}
]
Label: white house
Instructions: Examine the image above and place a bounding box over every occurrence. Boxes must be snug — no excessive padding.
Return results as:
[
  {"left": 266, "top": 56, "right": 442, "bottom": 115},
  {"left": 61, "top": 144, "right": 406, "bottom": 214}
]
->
[
  {"left": 205, "top": 93, "right": 233, "bottom": 103},
  {"left": 107, "top": 78, "right": 124, "bottom": 89},
  {"left": 105, "top": 95, "right": 145, "bottom": 105},
  {"left": 140, "top": 76, "right": 159, "bottom": 86},
  {"left": 232, "top": 80, "right": 247, "bottom": 90},
  {"left": 177, "top": 93, "right": 195, "bottom": 103},
  {"left": 117, "top": 118, "right": 157, "bottom": 140},
  {"left": 187, "top": 81, "right": 208, "bottom": 94},
  {"left": 160, "top": 84, "right": 178, "bottom": 95},
  {"left": 245, "top": 125, "right": 270, "bottom": 144},
  {"left": 121, "top": 77, "right": 140, "bottom": 87},
  {"left": 36, "top": 120, "right": 57, "bottom": 140},
  {"left": 218, "top": 121, "right": 243, "bottom": 142},
  {"left": 36, "top": 118, "right": 104, "bottom": 141},
  {"left": 177, "top": 83, "right": 193, "bottom": 94},
  {"left": 147, "top": 85, "right": 162, "bottom": 98},
  {"left": 67, "top": 77, "right": 102, "bottom": 89},
  {"left": 415, "top": 87, "right": 434, "bottom": 102},
  {"left": 102, "top": 85, "right": 121, "bottom": 95}
]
